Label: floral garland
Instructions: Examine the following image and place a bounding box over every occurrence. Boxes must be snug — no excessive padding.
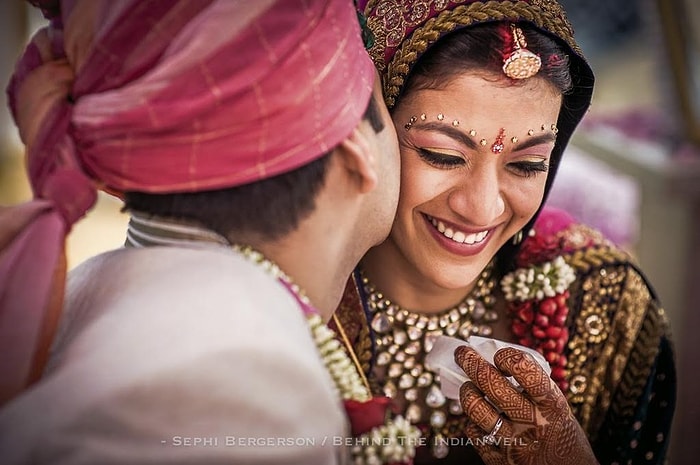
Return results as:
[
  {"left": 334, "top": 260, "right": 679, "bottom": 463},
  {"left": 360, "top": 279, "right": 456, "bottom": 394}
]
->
[
  {"left": 233, "top": 245, "right": 421, "bottom": 465},
  {"left": 500, "top": 231, "right": 577, "bottom": 392}
]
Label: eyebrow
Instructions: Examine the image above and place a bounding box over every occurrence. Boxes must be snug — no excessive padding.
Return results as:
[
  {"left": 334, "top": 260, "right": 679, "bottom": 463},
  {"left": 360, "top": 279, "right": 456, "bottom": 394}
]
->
[
  {"left": 512, "top": 132, "right": 557, "bottom": 151},
  {"left": 409, "top": 121, "right": 557, "bottom": 152},
  {"left": 411, "top": 122, "right": 479, "bottom": 150}
]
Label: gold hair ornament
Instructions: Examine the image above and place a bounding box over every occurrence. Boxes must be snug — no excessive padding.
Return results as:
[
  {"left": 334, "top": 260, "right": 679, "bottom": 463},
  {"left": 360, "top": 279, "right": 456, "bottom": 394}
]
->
[{"left": 502, "top": 24, "right": 542, "bottom": 79}]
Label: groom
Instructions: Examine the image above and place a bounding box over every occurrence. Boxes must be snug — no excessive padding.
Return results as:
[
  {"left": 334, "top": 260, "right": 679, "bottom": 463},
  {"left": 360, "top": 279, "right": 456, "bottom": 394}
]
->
[{"left": 0, "top": 0, "right": 400, "bottom": 463}]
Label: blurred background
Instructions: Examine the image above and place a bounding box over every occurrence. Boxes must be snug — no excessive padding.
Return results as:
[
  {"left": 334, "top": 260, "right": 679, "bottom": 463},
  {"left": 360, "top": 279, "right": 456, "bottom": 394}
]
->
[{"left": 0, "top": 1, "right": 698, "bottom": 462}]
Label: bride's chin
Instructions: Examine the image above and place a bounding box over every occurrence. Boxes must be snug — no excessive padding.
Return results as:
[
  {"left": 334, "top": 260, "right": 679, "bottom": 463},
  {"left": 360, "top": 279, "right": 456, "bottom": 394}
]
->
[{"left": 426, "top": 270, "right": 481, "bottom": 293}]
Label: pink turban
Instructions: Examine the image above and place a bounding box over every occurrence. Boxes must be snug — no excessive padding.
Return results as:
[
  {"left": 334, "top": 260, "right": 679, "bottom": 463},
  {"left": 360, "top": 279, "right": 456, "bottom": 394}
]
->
[{"left": 0, "top": 0, "right": 375, "bottom": 405}]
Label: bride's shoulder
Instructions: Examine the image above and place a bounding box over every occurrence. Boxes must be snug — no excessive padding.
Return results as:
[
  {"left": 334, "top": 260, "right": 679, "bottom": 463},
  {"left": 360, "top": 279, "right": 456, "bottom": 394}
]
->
[{"left": 516, "top": 206, "right": 629, "bottom": 270}]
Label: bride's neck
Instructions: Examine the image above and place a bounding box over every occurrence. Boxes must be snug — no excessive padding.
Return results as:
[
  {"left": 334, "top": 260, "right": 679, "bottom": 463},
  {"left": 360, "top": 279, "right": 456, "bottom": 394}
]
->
[{"left": 360, "top": 244, "right": 478, "bottom": 315}]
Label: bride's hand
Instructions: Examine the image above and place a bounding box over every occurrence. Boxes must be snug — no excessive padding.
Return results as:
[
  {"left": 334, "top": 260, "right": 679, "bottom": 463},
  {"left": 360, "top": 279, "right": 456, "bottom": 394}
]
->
[{"left": 454, "top": 346, "right": 598, "bottom": 465}]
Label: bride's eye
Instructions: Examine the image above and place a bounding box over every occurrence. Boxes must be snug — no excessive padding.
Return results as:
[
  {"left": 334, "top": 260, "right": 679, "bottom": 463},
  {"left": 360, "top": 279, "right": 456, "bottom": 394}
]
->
[
  {"left": 509, "top": 160, "right": 549, "bottom": 177},
  {"left": 417, "top": 148, "right": 465, "bottom": 168}
]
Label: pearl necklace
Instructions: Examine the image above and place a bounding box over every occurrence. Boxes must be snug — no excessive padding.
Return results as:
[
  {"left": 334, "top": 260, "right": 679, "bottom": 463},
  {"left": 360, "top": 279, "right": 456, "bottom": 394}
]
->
[{"left": 361, "top": 267, "right": 497, "bottom": 459}]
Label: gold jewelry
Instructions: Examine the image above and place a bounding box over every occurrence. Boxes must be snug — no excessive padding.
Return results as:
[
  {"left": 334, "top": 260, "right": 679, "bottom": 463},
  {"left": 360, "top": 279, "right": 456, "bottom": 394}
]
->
[
  {"left": 362, "top": 267, "right": 497, "bottom": 459},
  {"left": 512, "top": 229, "right": 524, "bottom": 245},
  {"left": 503, "top": 24, "right": 542, "bottom": 79},
  {"left": 332, "top": 313, "right": 372, "bottom": 393},
  {"left": 404, "top": 113, "right": 557, "bottom": 152}
]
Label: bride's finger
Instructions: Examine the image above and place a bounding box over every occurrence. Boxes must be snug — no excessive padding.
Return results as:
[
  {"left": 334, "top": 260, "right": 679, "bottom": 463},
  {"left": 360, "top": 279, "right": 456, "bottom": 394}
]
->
[
  {"left": 494, "top": 347, "right": 560, "bottom": 400},
  {"left": 464, "top": 422, "right": 505, "bottom": 462},
  {"left": 454, "top": 346, "right": 530, "bottom": 416},
  {"left": 459, "top": 381, "right": 502, "bottom": 434}
]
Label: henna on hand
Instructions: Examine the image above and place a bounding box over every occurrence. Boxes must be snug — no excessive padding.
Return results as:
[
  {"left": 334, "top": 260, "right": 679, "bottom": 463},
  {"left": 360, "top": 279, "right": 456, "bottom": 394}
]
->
[
  {"left": 454, "top": 346, "right": 599, "bottom": 465},
  {"left": 459, "top": 380, "right": 503, "bottom": 435}
]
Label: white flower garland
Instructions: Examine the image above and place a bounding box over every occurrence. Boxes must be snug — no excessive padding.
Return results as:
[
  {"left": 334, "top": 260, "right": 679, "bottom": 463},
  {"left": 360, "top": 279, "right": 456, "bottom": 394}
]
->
[
  {"left": 308, "top": 314, "right": 371, "bottom": 402},
  {"left": 308, "top": 312, "right": 421, "bottom": 465},
  {"left": 501, "top": 256, "right": 576, "bottom": 302},
  {"left": 234, "top": 245, "right": 421, "bottom": 464}
]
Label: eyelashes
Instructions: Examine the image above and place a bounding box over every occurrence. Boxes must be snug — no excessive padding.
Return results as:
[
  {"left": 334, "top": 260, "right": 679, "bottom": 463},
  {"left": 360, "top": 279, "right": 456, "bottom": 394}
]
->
[
  {"left": 417, "top": 148, "right": 465, "bottom": 168},
  {"left": 416, "top": 147, "right": 549, "bottom": 178},
  {"left": 510, "top": 161, "right": 549, "bottom": 177}
]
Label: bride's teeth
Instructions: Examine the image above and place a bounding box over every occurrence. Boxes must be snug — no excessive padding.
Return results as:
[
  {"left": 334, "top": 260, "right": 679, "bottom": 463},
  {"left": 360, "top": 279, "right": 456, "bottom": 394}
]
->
[{"left": 428, "top": 215, "right": 488, "bottom": 245}]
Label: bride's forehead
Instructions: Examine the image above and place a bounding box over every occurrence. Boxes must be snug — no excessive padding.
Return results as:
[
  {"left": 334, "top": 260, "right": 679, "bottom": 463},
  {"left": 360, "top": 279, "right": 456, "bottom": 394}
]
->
[{"left": 399, "top": 76, "right": 561, "bottom": 120}]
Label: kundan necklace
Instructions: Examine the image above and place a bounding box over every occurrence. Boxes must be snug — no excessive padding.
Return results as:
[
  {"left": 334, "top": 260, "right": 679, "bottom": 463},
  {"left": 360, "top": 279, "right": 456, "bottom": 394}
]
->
[{"left": 360, "top": 266, "right": 498, "bottom": 459}]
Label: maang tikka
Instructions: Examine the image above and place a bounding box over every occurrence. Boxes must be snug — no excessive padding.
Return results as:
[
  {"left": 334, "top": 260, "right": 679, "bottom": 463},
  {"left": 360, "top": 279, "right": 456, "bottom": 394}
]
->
[{"left": 502, "top": 24, "right": 541, "bottom": 80}]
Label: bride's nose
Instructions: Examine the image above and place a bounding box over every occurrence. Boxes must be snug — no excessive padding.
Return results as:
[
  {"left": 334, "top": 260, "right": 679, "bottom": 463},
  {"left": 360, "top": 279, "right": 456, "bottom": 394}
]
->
[{"left": 447, "top": 169, "right": 505, "bottom": 227}]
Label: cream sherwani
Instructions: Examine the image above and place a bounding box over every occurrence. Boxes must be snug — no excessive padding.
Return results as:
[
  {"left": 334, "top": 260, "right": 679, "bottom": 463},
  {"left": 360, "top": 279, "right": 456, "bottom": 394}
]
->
[{"left": 0, "top": 246, "right": 347, "bottom": 464}]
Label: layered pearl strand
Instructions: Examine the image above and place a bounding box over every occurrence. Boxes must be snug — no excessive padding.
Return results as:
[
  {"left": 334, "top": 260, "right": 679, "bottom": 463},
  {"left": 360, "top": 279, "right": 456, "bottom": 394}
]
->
[
  {"left": 361, "top": 267, "right": 497, "bottom": 459},
  {"left": 232, "top": 245, "right": 420, "bottom": 464}
]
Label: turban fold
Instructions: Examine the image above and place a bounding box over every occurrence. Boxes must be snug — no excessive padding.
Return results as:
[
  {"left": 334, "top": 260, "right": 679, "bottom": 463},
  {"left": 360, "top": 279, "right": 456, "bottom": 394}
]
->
[{"left": 0, "top": 0, "right": 375, "bottom": 405}]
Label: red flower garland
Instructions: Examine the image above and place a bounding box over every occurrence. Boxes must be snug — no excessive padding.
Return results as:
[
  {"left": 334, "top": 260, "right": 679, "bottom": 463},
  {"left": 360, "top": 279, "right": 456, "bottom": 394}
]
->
[
  {"left": 507, "top": 291, "right": 570, "bottom": 392},
  {"left": 504, "top": 218, "right": 578, "bottom": 393}
]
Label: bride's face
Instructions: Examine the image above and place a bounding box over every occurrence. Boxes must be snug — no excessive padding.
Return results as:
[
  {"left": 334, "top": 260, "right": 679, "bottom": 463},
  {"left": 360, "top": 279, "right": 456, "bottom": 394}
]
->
[{"left": 386, "top": 72, "right": 562, "bottom": 291}]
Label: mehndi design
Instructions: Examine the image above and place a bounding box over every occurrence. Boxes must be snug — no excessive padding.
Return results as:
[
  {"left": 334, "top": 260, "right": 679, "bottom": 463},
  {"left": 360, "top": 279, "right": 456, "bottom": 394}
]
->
[{"left": 455, "top": 346, "right": 598, "bottom": 464}]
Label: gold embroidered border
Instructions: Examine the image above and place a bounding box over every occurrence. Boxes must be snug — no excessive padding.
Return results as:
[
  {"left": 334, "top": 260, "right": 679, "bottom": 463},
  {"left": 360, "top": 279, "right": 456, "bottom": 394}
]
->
[
  {"left": 563, "top": 246, "right": 663, "bottom": 441},
  {"left": 606, "top": 297, "right": 666, "bottom": 425},
  {"left": 364, "top": 0, "right": 579, "bottom": 108},
  {"left": 334, "top": 276, "right": 375, "bottom": 376}
]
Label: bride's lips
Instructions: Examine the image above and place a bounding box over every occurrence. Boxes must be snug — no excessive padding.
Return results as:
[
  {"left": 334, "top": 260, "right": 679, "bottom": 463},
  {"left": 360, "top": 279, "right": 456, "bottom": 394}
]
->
[{"left": 423, "top": 214, "right": 494, "bottom": 256}]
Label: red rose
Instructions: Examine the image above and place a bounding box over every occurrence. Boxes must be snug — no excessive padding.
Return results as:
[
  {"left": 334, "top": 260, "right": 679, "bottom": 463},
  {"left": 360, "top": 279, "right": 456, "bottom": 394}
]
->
[
  {"left": 344, "top": 396, "right": 394, "bottom": 437},
  {"left": 517, "top": 232, "right": 562, "bottom": 267}
]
